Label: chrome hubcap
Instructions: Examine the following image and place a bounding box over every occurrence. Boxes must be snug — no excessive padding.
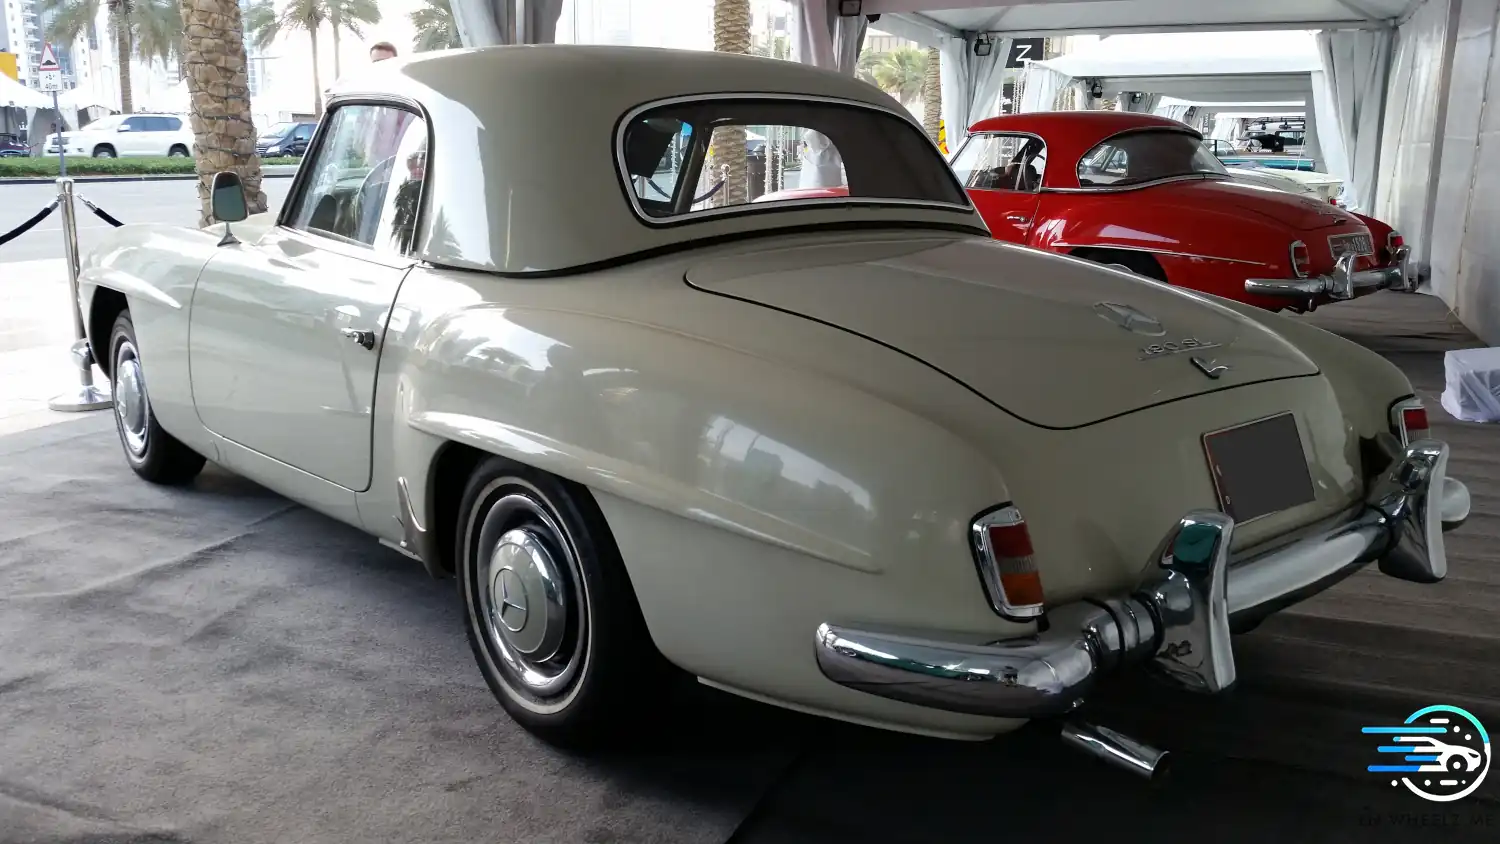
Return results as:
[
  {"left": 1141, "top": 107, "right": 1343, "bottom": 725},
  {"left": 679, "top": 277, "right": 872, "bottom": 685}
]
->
[
  {"left": 113, "top": 340, "right": 149, "bottom": 457},
  {"left": 474, "top": 491, "right": 585, "bottom": 702}
]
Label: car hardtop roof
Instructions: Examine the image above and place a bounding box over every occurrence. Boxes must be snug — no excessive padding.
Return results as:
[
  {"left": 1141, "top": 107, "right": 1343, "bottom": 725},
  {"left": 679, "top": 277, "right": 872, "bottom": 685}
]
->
[
  {"left": 317, "top": 43, "right": 986, "bottom": 277},
  {"left": 969, "top": 110, "right": 1197, "bottom": 140}
]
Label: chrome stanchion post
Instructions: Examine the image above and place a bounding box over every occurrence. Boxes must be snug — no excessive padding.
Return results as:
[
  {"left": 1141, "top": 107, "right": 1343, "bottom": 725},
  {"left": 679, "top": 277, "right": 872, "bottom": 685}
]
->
[{"left": 47, "top": 177, "right": 112, "bottom": 412}]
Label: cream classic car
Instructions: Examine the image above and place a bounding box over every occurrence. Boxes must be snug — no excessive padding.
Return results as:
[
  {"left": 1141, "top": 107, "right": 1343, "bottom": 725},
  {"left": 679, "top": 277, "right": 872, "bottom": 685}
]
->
[{"left": 77, "top": 46, "right": 1471, "bottom": 777}]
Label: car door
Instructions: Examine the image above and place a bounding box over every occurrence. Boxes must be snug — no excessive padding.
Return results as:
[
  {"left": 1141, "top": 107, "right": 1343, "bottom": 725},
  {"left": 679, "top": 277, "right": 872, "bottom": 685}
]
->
[
  {"left": 188, "top": 102, "right": 429, "bottom": 491},
  {"left": 115, "top": 115, "right": 150, "bottom": 155},
  {"left": 290, "top": 123, "right": 315, "bottom": 155},
  {"left": 948, "top": 132, "right": 1045, "bottom": 244}
]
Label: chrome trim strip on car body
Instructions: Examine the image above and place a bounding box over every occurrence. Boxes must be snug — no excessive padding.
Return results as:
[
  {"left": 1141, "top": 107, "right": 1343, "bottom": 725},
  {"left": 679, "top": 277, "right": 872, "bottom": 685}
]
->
[
  {"left": 1042, "top": 173, "right": 1231, "bottom": 195},
  {"left": 814, "top": 439, "right": 1469, "bottom": 720},
  {"left": 1049, "top": 242, "right": 1268, "bottom": 267},
  {"left": 1245, "top": 245, "right": 1411, "bottom": 300},
  {"left": 612, "top": 92, "right": 976, "bottom": 227}
]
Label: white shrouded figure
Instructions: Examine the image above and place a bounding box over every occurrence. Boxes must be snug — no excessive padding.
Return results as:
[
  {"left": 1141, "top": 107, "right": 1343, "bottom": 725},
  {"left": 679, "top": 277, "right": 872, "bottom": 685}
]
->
[{"left": 797, "top": 129, "right": 845, "bottom": 190}]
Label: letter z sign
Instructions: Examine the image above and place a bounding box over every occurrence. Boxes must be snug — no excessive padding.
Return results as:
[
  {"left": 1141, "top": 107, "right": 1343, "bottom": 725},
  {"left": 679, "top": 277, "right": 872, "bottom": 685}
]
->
[{"left": 1006, "top": 38, "right": 1045, "bottom": 69}]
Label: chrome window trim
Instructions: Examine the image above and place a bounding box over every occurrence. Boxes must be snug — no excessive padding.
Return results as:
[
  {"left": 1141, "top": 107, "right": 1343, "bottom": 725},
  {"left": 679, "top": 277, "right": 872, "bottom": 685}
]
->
[
  {"left": 1043, "top": 173, "right": 1231, "bottom": 194},
  {"left": 1071, "top": 124, "right": 1227, "bottom": 192},
  {"left": 950, "top": 130, "right": 1050, "bottom": 194},
  {"left": 613, "top": 92, "right": 976, "bottom": 227}
]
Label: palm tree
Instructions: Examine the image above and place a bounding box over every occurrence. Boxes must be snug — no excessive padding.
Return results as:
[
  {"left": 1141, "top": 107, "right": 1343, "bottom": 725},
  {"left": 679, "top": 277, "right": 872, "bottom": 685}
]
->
[
  {"left": 409, "top": 0, "right": 461, "bottom": 53},
  {"left": 245, "top": 0, "right": 326, "bottom": 115},
  {"left": 921, "top": 46, "right": 941, "bottom": 143},
  {"left": 180, "top": 0, "right": 267, "bottom": 226},
  {"left": 710, "top": 0, "right": 751, "bottom": 207},
  {"left": 857, "top": 47, "right": 927, "bottom": 107},
  {"left": 325, "top": 0, "right": 381, "bottom": 79},
  {"left": 40, "top": 0, "right": 182, "bottom": 113}
]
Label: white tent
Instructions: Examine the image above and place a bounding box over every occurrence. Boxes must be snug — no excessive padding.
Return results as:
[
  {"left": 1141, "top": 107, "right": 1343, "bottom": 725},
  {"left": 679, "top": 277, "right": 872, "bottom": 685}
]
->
[
  {"left": 0, "top": 74, "right": 52, "bottom": 110},
  {"left": 859, "top": 0, "right": 1412, "bottom": 36}
]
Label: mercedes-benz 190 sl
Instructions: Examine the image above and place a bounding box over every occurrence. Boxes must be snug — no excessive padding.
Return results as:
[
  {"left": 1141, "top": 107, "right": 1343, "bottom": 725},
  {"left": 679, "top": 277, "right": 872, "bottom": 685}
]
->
[{"left": 76, "top": 45, "right": 1471, "bottom": 777}]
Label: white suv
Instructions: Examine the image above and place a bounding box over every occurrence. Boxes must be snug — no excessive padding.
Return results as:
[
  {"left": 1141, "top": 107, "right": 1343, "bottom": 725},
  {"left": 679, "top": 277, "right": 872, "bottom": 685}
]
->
[{"left": 46, "top": 113, "right": 196, "bottom": 159}]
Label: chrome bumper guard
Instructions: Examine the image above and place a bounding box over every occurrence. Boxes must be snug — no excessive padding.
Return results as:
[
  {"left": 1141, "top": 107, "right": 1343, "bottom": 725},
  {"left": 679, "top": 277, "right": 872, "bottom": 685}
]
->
[
  {"left": 815, "top": 439, "right": 1470, "bottom": 720},
  {"left": 1244, "top": 245, "right": 1413, "bottom": 300}
]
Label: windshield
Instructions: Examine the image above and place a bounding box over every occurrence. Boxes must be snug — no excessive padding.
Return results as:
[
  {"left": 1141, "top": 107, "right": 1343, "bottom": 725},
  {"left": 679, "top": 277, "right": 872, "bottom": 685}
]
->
[
  {"left": 85, "top": 116, "right": 123, "bottom": 132},
  {"left": 1076, "top": 129, "right": 1227, "bottom": 187},
  {"left": 259, "top": 121, "right": 296, "bottom": 139},
  {"left": 618, "top": 97, "right": 969, "bottom": 221}
]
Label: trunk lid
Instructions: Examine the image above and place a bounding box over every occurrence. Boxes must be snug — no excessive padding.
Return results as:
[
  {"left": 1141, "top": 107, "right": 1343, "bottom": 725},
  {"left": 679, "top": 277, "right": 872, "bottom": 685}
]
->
[
  {"left": 685, "top": 235, "right": 1320, "bottom": 429},
  {"left": 1169, "top": 178, "right": 1361, "bottom": 231}
]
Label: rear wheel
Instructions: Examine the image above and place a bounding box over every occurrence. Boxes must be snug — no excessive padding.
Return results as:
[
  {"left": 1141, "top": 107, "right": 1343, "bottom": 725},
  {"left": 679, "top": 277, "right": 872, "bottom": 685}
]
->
[
  {"left": 1072, "top": 248, "right": 1169, "bottom": 282},
  {"left": 456, "top": 456, "right": 668, "bottom": 748},
  {"left": 92, "top": 145, "right": 116, "bottom": 158},
  {"left": 108, "top": 312, "right": 206, "bottom": 485},
  {"left": 168, "top": 145, "right": 189, "bottom": 158}
]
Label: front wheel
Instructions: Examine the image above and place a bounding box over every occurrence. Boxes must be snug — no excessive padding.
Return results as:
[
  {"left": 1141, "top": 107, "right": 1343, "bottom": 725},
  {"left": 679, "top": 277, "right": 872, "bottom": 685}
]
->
[
  {"left": 456, "top": 457, "right": 668, "bottom": 748},
  {"left": 109, "top": 312, "right": 206, "bottom": 485},
  {"left": 92, "top": 145, "right": 116, "bottom": 158},
  {"left": 168, "top": 145, "right": 189, "bottom": 158}
]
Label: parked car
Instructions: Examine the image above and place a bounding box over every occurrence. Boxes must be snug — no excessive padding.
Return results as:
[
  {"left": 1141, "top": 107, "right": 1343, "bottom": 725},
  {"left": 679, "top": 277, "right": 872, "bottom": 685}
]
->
[
  {"left": 0, "top": 132, "right": 29, "bottom": 157},
  {"left": 46, "top": 113, "right": 195, "bottom": 158},
  {"left": 75, "top": 46, "right": 1471, "bottom": 773},
  {"left": 768, "top": 113, "right": 1408, "bottom": 313},
  {"left": 255, "top": 120, "right": 317, "bottom": 157},
  {"left": 1201, "top": 139, "right": 1344, "bottom": 202}
]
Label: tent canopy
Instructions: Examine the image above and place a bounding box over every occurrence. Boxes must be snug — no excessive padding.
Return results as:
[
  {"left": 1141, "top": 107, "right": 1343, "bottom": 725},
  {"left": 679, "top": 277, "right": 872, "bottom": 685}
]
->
[
  {"left": 0, "top": 74, "right": 52, "bottom": 110},
  {"left": 862, "top": 0, "right": 1417, "bottom": 36}
]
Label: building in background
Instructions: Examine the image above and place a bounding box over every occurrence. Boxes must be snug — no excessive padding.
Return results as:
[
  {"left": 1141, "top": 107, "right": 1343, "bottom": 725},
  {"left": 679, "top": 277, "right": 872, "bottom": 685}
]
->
[{"left": 1, "top": 0, "right": 42, "bottom": 86}]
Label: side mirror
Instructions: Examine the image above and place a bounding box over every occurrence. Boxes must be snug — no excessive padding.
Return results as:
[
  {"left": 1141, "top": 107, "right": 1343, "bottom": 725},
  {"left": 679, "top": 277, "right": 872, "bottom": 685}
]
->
[
  {"left": 211, "top": 170, "right": 249, "bottom": 223},
  {"left": 117, "top": 124, "right": 132, "bottom": 132}
]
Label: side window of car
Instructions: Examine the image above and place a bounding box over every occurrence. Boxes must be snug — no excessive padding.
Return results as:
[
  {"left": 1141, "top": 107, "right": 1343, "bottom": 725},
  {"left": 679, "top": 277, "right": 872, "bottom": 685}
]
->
[
  {"left": 121, "top": 116, "right": 148, "bottom": 132},
  {"left": 163, "top": 117, "right": 183, "bottom": 132},
  {"left": 950, "top": 133, "right": 1047, "bottom": 193},
  {"left": 294, "top": 124, "right": 313, "bottom": 140},
  {"left": 285, "top": 104, "right": 427, "bottom": 251}
]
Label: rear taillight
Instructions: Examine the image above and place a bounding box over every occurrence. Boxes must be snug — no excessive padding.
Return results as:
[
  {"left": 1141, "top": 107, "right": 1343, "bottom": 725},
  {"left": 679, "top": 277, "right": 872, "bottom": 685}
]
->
[
  {"left": 971, "top": 504, "right": 1045, "bottom": 620},
  {"left": 1385, "top": 230, "right": 1405, "bottom": 263},
  {"left": 1290, "top": 240, "right": 1311, "bottom": 278},
  {"left": 1390, "top": 397, "right": 1429, "bottom": 445}
]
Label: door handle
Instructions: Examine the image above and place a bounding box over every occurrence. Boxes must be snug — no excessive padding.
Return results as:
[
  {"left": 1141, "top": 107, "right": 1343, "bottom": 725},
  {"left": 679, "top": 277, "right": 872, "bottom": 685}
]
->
[
  {"left": 1004, "top": 213, "right": 1031, "bottom": 224},
  {"left": 340, "top": 328, "right": 376, "bottom": 350}
]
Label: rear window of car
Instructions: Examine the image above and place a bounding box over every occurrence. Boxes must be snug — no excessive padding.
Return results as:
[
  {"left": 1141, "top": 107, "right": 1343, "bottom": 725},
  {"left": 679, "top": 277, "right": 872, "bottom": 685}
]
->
[
  {"left": 617, "top": 97, "right": 969, "bottom": 222},
  {"left": 1076, "top": 128, "right": 1226, "bottom": 188}
]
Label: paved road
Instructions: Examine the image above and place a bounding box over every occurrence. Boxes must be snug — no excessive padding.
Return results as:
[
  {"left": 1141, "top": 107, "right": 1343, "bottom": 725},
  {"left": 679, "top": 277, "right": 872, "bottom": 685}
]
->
[{"left": 0, "top": 177, "right": 296, "bottom": 264}]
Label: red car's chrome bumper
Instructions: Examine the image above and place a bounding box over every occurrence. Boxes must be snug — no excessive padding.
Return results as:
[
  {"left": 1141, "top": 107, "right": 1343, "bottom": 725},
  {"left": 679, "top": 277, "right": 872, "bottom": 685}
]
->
[{"left": 1244, "top": 245, "right": 1414, "bottom": 299}]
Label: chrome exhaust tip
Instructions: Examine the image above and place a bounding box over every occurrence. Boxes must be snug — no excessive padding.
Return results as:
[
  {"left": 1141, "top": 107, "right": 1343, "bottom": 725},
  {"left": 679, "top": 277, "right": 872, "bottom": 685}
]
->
[{"left": 1060, "top": 720, "right": 1170, "bottom": 781}]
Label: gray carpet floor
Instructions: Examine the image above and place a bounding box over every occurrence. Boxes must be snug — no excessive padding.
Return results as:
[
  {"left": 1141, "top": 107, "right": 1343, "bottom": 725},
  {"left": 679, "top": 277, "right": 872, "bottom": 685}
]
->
[{"left": 1, "top": 291, "right": 1497, "bottom": 844}]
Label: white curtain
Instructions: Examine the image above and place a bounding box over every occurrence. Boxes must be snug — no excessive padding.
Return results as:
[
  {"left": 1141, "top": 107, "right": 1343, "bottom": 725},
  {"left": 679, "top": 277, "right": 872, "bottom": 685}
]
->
[
  {"left": 1210, "top": 115, "right": 1244, "bottom": 141},
  {"left": 790, "top": 0, "right": 856, "bottom": 188},
  {"left": 1119, "top": 92, "right": 1161, "bottom": 114},
  {"left": 1154, "top": 103, "right": 1192, "bottom": 122},
  {"left": 1072, "top": 80, "right": 1101, "bottom": 110},
  {"left": 1018, "top": 64, "right": 1070, "bottom": 112},
  {"left": 1314, "top": 28, "right": 1393, "bottom": 212},
  {"left": 940, "top": 34, "right": 1010, "bottom": 151}
]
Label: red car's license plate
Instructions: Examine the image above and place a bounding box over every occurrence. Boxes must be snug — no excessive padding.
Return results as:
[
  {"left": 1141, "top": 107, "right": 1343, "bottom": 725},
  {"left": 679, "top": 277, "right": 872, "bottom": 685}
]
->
[
  {"left": 1202, "top": 412, "right": 1316, "bottom": 523},
  {"left": 1329, "top": 233, "right": 1374, "bottom": 259}
]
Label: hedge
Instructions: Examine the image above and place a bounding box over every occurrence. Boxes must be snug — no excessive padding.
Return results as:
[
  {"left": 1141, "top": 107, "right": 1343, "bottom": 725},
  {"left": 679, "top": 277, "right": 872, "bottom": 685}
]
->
[{"left": 0, "top": 156, "right": 300, "bottom": 178}]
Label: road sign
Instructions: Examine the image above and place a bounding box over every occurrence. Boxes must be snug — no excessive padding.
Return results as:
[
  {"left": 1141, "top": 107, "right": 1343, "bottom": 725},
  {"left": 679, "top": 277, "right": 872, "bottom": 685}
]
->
[
  {"left": 1006, "top": 38, "right": 1045, "bottom": 68},
  {"left": 38, "top": 42, "right": 62, "bottom": 92}
]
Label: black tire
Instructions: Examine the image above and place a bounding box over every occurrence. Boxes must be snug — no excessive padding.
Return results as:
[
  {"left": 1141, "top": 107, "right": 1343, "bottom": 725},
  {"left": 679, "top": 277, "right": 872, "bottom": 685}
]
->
[
  {"left": 92, "top": 145, "right": 116, "bottom": 158},
  {"left": 1074, "top": 248, "right": 1170, "bottom": 282},
  {"left": 168, "top": 145, "right": 189, "bottom": 158},
  {"left": 108, "top": 312, "right": 206, "bottom": 485},
  {"left": 456, "top": 456, "right": 667, "bottom": 748}
]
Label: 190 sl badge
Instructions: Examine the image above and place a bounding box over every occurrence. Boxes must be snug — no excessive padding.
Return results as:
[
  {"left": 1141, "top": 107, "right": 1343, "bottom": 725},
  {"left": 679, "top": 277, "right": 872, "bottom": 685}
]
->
[{"left": 1139, "top": 338, "right": 1221, "bottom": 360}]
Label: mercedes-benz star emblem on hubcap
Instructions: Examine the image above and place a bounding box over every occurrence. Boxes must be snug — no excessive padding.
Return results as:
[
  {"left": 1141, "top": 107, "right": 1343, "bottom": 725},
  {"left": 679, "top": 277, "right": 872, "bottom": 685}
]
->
[
  {"left": 496, "top": 566, "right": 528, "bottom": 632},
  {"left": 1094, "top": 302, "right": 1167, "bottom": 336}
]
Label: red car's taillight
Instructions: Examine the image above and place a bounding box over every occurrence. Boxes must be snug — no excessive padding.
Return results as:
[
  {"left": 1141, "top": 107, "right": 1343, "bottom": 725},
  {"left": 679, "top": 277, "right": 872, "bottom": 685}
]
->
[
  {"left": 971, "top": 504, "right": 1045, "bottom": 620},
  {"left": 1289, "top": 240, "right": 1311, "bottom": 278},
  {"left": 1390, "top": 397, "right": 1429, "bottom": 445},
  {"left": 1386, "top": 231, "right": 1406, "bottom": 263}
]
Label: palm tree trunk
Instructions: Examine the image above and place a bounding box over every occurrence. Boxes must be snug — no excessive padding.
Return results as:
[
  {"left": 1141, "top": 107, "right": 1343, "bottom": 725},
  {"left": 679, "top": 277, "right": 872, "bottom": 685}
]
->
[
  {"left": 310, "top": 29, "right": 324, "bottom": 116},
  {"left": 181, "top": 0, "right": 268, "bottom": 226},
  {"left": 115, "top": 13, "right": 133, "bottom": 113},
  {"left": 922, "top": 46, "right": 941, "bottom": 144},
  {"left": 331, "top": 17, "right": 342, "bottom": 78},
  {"left": 711, "top": 0, "right": 751, "bottom": 207}
]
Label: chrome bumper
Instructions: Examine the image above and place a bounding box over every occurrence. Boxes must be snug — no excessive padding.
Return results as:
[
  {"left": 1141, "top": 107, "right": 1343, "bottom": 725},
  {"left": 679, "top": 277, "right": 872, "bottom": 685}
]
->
[
  {"left": 815, "top": 439, "right": 1469, "bottom": 719},
  {"left": 1244, "top": 246, "right": 1414, "bottom": 300}
]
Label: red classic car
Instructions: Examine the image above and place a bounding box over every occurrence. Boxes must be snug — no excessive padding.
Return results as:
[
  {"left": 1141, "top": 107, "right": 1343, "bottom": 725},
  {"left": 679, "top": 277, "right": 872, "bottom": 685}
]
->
[{"left": 757, "top": 112, "right": 1412, "bottom": 313}]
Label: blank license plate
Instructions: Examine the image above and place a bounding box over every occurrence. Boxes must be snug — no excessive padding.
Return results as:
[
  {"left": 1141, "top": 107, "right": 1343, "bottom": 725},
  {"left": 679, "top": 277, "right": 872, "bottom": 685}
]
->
[
  {"left": 1202, "top": 412, "right": 1316, "bottom": 523},
  {"left": 1329, "top": 233, "right": 1374, "bottom": 259}
]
